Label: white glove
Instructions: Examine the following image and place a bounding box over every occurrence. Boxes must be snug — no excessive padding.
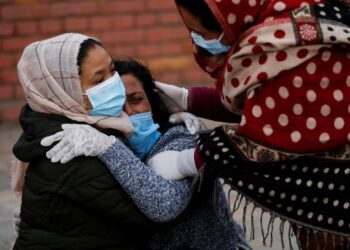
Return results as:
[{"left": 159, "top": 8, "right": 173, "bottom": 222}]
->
[
  {"left": 41, "top": 124, "right": 117, "bottom": 164},
  {"left": 155, "top": 81, "right": 188, "bottom": 112},
  {"left": 169, "top": 112, "right": 207, "bottom": 135},
  {"left": 147, "top": 149, "right": 198, "bottom": 180},
  {"left": 95, "top": 111, "right": 133, "bottom": 137},
  {"left": 13, "top": 207, "right": 21, "bottom": 235}
]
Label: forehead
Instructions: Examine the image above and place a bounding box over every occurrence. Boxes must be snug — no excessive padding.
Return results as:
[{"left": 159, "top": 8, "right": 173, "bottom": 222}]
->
[
  {"left": 84, "top": 46, "right": 111, "bottom": 66},
  {"left": 121, "top": 74, "right": 144, "bottom": 94},
  {"left": 178, "top": 6, "right": 204, "bottom": 31}
]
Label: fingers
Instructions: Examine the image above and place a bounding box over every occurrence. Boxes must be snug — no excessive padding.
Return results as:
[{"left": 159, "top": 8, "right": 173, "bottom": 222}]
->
[
  {"left": 169, "top": 113, "right": 183, "bottom": 124},
  {"left": 198, "top": 120, "right": 207, "bottom": 131},
  {"left": 154, "top": 81, "right": 172, "bottom": 93},
  {"left": 184, "top": 119, "right": 196, "bottom": 135},
  {"left": 193, "top": 119, "right": 207, "bottom": 130},
  {"left": 51, "top": 144, "right": 73, "bottom": 163},
  {"left": 155, "top": 82, "right": 186, "bottom": 112},
  {"left": 46, "top": 137, "right": 69, "bottom": 160},
  {"left": 61, "top": 123, "right": 78, "bottom": 130},
  {"left": 119, "top": 111, "right": 129, "bottom": 118},
  {"left": 40, "top": 131, "right": 64, "bottom": 147},
  {"left": 169, "top": 112, "right": 206, "bottom": 134},
  {"left": 158, "top": 91, "right": 184, "bottom": 113},
  {"left": 185, "top": 118, "right": 206, "bottom": 134},
  {"left": 60, "top": 151, "right": 75, "bottom": 164},
  {"left": 115, "top": 113, "right": 133, "bottom": 136}
]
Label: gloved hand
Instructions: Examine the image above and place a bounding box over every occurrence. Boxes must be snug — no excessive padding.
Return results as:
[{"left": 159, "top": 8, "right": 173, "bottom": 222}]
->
[
  {"left": 13, "top": 207, "right": 21, "bottom": 235},
  {"left": 95, "top": 111, "right": 133, "bottom": 137},
  {"left": 155, "top": 81, "right": 188, "bottom": 112},
  {"left": 41, "top": 124, "right": 117, "bottom": 164},
  {"left": 148, "top": 149, "right": 198, "bottom": 181},
  {"left": 169, "top": 112, "right": 206, "bottom": 135}
]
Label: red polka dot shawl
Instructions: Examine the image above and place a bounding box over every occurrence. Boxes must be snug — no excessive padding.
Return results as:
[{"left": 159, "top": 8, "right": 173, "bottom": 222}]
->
[{"left": 186, "top": 0, "right": 350, "bottom": 153}]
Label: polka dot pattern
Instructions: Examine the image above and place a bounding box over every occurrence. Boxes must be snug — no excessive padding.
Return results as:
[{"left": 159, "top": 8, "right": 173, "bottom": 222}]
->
[
  {"left": 274, "top": 2, "right": 286, "bottom": 12},
  {"left": 320, "top": 77, "right": 329, "bottom": 89},
  {"left": 211, "top": 0, "right": 350, "bottom": 154},
  {"left": 263, "top": 124, "right": 273, "bottom": 136},
  {"left": 274, "top": 29, "right": 285, "bottom": 39},
  {"left": 233, "top": 45, "right": 350, "bottom": 153},
  {"left": 307, "top": 63, "right": 317, "bottom": 74},
  {"left": 196, "top": 126, "right": 350, "bottom": 240},
  {"left": 227, "top": 13, "right": 237, "bottom": 24},
  {"left": 307, "top": 117, "right": 317, "bottom": 130},
  {"left": 278, "top": 87, "right": 289, "bottom": 99},
  {"left": 293, "top": 76, "right": 303, "bottom": 88},
  {"left": 244, "top": 15, "right": 254, "bottom": 24},
  {"left": 278, "top": 114, "right": 289, "bottom": 126},
  {"left": 265, "top": 97, "right": 275, "bottom": 109},
  {"left": 306, "top": 90, "right": 317, "bottom": 102},
  {"left": 252, "top": 105, "right": 262, "bottom": 118},
  {"left": 293, "top": 104, "right": 303, "bottom": 115},
  {"left": 291, "top": 131, "right": 301, "bottom": 143}
]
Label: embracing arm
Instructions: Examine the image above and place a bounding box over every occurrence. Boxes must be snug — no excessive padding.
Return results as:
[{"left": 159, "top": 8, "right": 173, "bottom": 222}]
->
[
  {"left": 99, "top": 139, "right": 192, "bottom": 223},
  {"left": 41, "top": 124, "right": 194, "bottom": 223}
]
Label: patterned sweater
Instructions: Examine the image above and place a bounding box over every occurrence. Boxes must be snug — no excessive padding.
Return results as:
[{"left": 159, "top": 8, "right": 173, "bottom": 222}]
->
[{"left": 99, "top": 125, "right": 251, "bottom": 250}]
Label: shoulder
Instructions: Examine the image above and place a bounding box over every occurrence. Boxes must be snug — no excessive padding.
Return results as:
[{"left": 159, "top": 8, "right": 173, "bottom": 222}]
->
[{"left": 147, "top": 125, "right": 196, "bottom": 158}]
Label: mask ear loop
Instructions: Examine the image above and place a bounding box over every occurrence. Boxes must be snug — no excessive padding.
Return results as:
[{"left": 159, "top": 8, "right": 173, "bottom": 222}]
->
[
  {"left": 217, "top": 32, "right": 225, "bottom": 42},
  {"left": 81, "top": 92, "right": 93, "bottom": 112}
]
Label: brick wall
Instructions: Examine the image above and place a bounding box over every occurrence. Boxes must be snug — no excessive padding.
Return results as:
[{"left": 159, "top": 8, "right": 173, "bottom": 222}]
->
[{"left": 0, "top": 0, "right": 212, "bottom": 123}]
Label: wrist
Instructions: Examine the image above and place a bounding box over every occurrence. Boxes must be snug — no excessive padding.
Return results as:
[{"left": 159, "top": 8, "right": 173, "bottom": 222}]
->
[
  {"left": 98, "top": 136, "right": 117, "bottom": 157},
  {"left": 101, "top": 135, "right": 117, "bottom": 153}
]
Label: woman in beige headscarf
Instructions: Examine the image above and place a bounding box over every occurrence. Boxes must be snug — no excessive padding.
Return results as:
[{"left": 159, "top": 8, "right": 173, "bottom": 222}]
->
[
  {"left": 11, "top": 33, "right": 132, "bottom": 194},
  {"left": 11, "top": 33, "right": 160, "bottom": 250}
]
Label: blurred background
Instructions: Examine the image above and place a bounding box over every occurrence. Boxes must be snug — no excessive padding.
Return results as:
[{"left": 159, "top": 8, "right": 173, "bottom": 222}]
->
[
  {"left": 0, "top": 0, "right": 213, "bottom": 123},
  {"left": 0, "top": 1, "right": 295, "bottom": 249}
]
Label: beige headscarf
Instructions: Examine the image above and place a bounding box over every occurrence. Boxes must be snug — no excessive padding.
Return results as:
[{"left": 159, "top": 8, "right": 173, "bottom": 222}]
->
[
  {"left": 12, "top": 33, "right": 131, "bottom": 195},
  {"left": 18, "top": 32, "right": 131, "bottom": 130}
]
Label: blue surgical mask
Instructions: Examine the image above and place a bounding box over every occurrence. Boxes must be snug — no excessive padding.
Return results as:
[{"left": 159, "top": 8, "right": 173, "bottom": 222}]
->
[
  {"left": 191, "top": 31, "right": 231, "bottom": 55},
  {"left": 128, "top": 112, "right": 161, "bottom": 159},
  {"left": 85, "top": 72, "right": 126, "bottom": 117}
]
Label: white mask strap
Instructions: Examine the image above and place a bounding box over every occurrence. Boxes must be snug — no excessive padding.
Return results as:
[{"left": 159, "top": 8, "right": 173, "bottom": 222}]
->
[{"left": 218, "top": 32, "right": 225, "bottom": 42}]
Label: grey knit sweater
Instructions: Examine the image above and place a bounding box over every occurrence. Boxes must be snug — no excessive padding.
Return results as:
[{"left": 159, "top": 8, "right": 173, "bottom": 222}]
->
[{"left": 99, "top": 125, "right": 251, "bottom": 250}]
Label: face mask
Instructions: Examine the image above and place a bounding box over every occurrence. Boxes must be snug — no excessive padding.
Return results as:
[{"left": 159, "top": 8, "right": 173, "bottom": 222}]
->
[
  {"left": 85, "top": 72, "right": 126, "bottom": 117},
  {"left": 191, "top": 31, "right": 231, "bottom": 55},
  {"left": 128, "top": 111, "right": 161, "bottom": 159}
]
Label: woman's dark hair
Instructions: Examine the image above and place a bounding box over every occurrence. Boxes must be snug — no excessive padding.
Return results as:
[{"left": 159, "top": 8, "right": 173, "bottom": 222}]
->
[
  {"left": 114, "top": 59, "right": 172, "bottom": 133},
  {"left": 77, "top": 38, "right": 103, "bottom": 75},
  {"left": 175, "top": 0, "right": 222, "bottom": 32}
]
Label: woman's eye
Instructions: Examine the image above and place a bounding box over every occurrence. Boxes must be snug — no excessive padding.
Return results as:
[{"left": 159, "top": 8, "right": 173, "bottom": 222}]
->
[
  {"left": 131, "top": 98, "right": 143, "bottom": 103},
  {"left": 95, "top": 79, "right": 103, "bottom": 85}
]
